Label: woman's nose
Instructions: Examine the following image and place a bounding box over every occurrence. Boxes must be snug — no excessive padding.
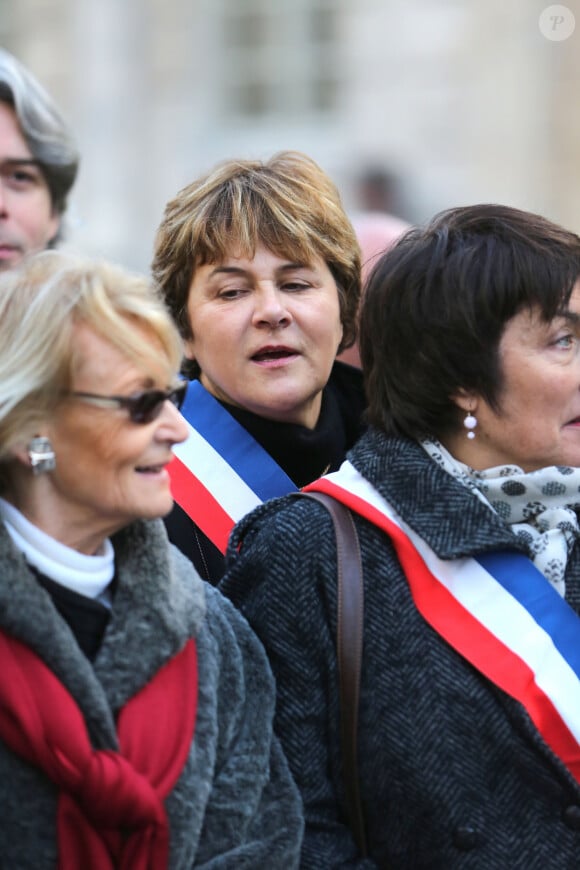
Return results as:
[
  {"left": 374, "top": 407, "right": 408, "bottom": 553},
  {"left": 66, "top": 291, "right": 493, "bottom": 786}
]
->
[
  {"left": 157, "top": 399, "right": 189, "bottom": 444},
  {"left": 253, "top": 286, "right": 291, "bottom": 327}
]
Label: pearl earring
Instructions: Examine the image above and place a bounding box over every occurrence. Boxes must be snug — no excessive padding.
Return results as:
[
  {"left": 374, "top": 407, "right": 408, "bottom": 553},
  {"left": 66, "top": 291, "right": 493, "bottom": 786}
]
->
[{"left": 464, "top": 411, "right": 477, "bottom": 440}]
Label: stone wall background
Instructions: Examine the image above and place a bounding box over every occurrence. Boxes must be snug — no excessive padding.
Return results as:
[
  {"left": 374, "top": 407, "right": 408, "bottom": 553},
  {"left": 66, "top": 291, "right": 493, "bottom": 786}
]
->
[{"left": 1, "top": 0, "right": 579, "bottom": 272}]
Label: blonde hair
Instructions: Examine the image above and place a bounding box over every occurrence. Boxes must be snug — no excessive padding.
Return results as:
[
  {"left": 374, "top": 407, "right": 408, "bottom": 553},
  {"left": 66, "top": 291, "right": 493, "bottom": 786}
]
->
[
  {"left": 152, "top": 151, "right": 361, "bottom": 377},
  {"left": 0, "top": 250, "right": 182, "bottom": 460}
]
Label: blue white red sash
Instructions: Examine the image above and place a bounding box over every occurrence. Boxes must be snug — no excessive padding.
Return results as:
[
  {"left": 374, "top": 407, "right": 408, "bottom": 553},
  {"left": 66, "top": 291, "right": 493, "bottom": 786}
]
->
[
  {"left": 305, "top": 460, "right": 580, "bottom": 784},
  {"left": 169, "top": 380, "right": 297, "bottom": 553}
]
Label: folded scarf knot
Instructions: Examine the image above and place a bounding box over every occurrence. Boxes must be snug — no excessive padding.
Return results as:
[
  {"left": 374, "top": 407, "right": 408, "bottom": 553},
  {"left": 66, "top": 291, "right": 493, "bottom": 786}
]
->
[
  {"left": 61, "top": 747, "right": 165, "bottom": 830},
  {"left": 0, "top": 631, "right": 198, "bottom": 869}
]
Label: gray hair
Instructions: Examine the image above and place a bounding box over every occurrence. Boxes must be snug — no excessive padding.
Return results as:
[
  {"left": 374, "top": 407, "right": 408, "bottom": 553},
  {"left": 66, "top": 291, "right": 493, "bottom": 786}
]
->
[{"left": 0, "top": 49, "right": 79, "bottom": 241}]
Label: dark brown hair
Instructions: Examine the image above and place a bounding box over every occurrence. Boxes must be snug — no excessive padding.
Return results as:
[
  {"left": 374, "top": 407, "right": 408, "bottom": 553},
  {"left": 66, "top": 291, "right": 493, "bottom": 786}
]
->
[{"left": 360, "top": 203, "right": 580, "bottom": 439}]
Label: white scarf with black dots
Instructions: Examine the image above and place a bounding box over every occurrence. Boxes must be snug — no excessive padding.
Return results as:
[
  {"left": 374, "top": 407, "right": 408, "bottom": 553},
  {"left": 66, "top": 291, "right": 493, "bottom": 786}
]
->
[{"left": 421, "top": 438, "right": 580, "bottom": 598}]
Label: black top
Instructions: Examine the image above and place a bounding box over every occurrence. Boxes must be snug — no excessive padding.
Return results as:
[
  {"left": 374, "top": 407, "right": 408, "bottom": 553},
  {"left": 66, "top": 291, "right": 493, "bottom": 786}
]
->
[
  {"left": 164, "top": 361, "right": 367, "bottom": 584},
  {"left": 32, "top": 567, "right": 111, "bottom": 660}
]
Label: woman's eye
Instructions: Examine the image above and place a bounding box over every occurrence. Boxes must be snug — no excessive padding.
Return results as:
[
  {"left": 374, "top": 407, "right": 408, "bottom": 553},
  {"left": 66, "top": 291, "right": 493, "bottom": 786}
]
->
[
  {"left": 218, "top": 287, "right": 245, "bottom": 299},
  {"left": 282, "top": 282, "right": 309, "bottom": 291},
  {"left": 554, "top": 334, "right": 576, "bottom": 348}
]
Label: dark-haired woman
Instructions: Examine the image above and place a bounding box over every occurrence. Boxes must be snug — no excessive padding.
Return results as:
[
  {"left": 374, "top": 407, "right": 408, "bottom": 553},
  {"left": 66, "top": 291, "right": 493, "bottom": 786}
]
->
[{"left": 221, "top": 204, "right": 580, "bottom": 868}]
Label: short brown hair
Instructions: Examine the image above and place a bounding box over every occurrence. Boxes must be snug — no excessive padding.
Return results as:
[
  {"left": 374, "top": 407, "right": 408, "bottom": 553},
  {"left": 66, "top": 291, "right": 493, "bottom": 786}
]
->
[{"left": 152, "top": 151, "right": 361, "bottom": 377}]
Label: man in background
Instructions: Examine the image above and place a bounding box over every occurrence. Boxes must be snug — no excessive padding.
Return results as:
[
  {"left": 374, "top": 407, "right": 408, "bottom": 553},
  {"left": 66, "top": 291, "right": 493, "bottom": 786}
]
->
[{"left": 0, "top": 48, "right": 79, "bottom": 271}]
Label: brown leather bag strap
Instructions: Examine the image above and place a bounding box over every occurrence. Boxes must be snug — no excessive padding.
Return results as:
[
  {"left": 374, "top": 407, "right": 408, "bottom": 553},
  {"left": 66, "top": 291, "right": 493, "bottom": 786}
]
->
[{"left": 296, "top": 491, "right": 368, "bottom": 857}]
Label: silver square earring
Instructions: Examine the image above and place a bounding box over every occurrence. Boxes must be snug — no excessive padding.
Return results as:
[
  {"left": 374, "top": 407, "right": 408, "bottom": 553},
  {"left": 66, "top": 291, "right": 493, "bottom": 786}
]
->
[{"left": 27, "top": 436, "right": 56, "bottom": 475}]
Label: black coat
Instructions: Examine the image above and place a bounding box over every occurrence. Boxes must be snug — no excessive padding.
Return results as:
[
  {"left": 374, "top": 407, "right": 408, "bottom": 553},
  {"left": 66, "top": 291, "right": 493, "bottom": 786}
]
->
[
  {"left": 165, "top": 361, "right": 366, "bottom": 584},
  {"left": 220, "top": 428, "right": 580, "bottom": 869}
]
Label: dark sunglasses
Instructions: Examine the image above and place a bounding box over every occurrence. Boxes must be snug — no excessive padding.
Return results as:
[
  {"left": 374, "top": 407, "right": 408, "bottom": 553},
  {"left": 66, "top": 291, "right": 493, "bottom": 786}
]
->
[{"left": 69, "top": 381, "right": 187, "bottom": 424}]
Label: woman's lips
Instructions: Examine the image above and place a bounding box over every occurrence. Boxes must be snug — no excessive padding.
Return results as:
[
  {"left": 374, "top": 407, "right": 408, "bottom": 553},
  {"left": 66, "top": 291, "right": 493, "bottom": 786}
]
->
[
  {"left": 135, "top": 462, "right": 170, "bottom": 476},
  {"left": 0, "top": 244, "right": 20, "bottom": 260},
  {"left": 251, "top": 347, "right": 299, "bottom": 365}
]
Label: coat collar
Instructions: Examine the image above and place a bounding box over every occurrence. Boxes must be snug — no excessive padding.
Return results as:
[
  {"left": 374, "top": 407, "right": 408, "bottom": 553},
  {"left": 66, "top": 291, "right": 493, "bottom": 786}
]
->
[
  {"left": 348, "top": 428, "right": 528, "bottom": 560},
  {"left": 0, "top": 518, "right": 205, "bottom": 746}
]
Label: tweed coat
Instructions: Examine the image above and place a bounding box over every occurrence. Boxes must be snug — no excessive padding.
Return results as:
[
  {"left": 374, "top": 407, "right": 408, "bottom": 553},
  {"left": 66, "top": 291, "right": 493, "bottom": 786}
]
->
[
  {"left": 220, "top": 427, "right": 580, "bottom": 869},
  {"left": 0, "top": 517, "right": 303, "bottom": 868}
]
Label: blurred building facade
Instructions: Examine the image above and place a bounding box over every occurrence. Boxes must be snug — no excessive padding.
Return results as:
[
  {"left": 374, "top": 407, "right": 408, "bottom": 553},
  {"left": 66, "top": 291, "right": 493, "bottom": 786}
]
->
[{"left": 1, "top": 0, "right": 579, "bottom": 271}]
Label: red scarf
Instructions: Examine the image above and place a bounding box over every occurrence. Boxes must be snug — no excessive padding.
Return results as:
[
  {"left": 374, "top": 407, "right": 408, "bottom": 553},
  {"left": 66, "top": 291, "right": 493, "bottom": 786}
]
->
[{"left": 0, "top": 631, "right": 198, "bottom": 869}]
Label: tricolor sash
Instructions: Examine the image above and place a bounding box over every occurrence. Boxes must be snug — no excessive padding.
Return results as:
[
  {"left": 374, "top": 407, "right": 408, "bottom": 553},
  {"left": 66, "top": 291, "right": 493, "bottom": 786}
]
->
[
  {"left": 169, "top": 381, "right": 297, "bottom": 553},
  {"left": 305, "top": 460, "right": 580, "bottom": 785}
]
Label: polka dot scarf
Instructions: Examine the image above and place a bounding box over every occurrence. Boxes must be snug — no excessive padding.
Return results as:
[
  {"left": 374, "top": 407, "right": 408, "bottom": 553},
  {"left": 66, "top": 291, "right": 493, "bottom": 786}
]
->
[{"left": 421, "top": 438, "right": 580, "bottom": 598}]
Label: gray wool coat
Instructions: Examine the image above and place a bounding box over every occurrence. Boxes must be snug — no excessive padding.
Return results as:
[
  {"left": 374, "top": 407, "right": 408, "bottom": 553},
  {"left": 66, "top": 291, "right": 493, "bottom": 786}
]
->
[
  {"left": 0, "top": 517, "right": 303, "bottom": 869},
  {"left": 220, "top": 427, "right": 580, "bottom": 869}
]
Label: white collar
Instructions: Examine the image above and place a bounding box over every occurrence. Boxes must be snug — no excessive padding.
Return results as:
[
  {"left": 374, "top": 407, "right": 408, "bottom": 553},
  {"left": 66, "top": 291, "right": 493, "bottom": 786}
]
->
[{"left": 0, "top": 497, "right": 115, "bottom": 605}]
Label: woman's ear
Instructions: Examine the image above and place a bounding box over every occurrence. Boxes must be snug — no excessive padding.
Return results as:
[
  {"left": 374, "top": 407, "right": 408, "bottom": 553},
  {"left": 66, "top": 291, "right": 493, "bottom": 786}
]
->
[
  {"left": 183, "top": 337, "right": 196, "bottom": 361},
  {"left": 335, "top": 320, "right": 344, "bottom": 354},
  {"left": 11, "top": 443, "right": 32, "bottom": 469},
  {"left": 449, "top": 388, "right": 478, "bottom": 415}
]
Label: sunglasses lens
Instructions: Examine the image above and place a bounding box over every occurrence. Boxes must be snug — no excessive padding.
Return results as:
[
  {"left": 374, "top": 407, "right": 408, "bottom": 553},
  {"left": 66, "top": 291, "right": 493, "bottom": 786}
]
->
[
  {"left": 130, "top": 391, "right": 166, "bottom": 424},
  {"left": 129, "top": 384, "right": 187, "bottom": 423}
]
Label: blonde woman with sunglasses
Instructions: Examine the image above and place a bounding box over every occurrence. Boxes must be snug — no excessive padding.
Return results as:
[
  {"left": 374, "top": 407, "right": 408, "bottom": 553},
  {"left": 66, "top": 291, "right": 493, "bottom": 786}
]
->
[{"left": 0, "top": 250, "right": 302, "bottom": 868}]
